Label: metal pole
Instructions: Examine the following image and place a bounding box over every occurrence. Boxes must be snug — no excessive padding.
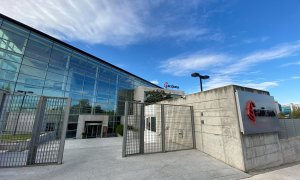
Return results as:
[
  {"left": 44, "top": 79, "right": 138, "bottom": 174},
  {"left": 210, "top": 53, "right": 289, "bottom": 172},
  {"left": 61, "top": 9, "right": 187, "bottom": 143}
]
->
[
  {"left": 139, "top": 103, "right": 144, "bottom": 154},
  {"left": 200, "top": 78, "right": 203, "bottom": 92},
  {"left": 13, "top": 94, "right": 26, "bottom": 135},
  {"left": 27, "top": 96, "right": 47, "bottom": 165},
  {"left": 57, "top": 98, "right": 71, "bottom": 164},
  {"left": 161, "top": 104, "right": 165, "bottom": 153},
  {"left": 122, "top": 101, "right": 129, "bottom": 157}
]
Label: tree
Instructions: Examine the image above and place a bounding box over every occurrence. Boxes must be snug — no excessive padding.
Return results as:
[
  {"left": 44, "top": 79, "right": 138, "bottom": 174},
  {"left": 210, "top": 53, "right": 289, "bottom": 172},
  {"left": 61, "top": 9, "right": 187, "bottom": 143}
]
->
[
  {"left": 277, "top": 113, "right": 286, "bottom": 119},
  {"left": 291, "top": 108, "right": 300, "bottom": 118},
  {"left": 144, "top": 90, "right": 172, "bottom": 104}
]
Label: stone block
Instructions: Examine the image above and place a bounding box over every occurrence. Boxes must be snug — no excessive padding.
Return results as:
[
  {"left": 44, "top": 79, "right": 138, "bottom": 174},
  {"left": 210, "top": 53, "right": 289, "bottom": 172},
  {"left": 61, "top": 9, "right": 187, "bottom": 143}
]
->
[
  {"left": 265, "top": 143, "right": 279, "bottom": 154},
  {"left": 246, "top": 148, "right": 255, "bottom": 159},
  {"left": 255, "top": 146, "right": 266, "bottom": 157},
  {"left": 264, "top": 133, "right": 277, "bottom": 144}
]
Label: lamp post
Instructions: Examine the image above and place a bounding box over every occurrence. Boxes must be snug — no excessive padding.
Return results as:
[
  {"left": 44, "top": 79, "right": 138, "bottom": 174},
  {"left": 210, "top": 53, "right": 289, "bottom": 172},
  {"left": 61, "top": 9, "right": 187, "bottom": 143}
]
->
[
  {"left": 191, "top": 72, "right": 210, "bottom": 92},
  {"left": 13, "top": 90, "right": 33, "bottom": 135}
]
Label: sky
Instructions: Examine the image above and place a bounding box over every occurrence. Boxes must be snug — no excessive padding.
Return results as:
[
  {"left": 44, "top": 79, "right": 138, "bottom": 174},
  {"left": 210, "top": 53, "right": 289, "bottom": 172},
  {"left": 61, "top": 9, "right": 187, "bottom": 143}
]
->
[{"left": 0, "top": 0, "right": 300, "bottom": 104}]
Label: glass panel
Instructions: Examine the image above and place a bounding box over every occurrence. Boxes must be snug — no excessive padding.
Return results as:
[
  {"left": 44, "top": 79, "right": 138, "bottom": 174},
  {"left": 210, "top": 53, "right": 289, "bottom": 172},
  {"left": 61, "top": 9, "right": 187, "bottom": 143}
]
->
[
  {"left": 17, "top": 73, "right": 44, "bottom": 86},
  {"left": 97, "top": 80, "right": 109, "bottom": 95},
  {"left": 0, "top": 29, "right": 3, "bottom": 39},
  {"left": 44, "top": 79, "right": 65, "bottom": 90},
  {"left": 69, "top": 92, "right": 82, "bottom": 101},
  {"left": 0, "top": 79, "right": 15, "bottom": 92},
  {"left": 1, "top": 21, "right": 29, "bottom": 37},
  {"left": 29, "top": 33, "right": 52, "bottom": 47},
  {"left": 80, "top": 98, "right": 92, "bottom": 114},
  {"left": 0, "top": 69, "right": 17, "bottom": 81},
  {"left": 22, "top": 56, "right": 48, "bottom": 70},
  {"left": 0, "top": 29, "right": 26, "bottom": 48},
  {"left": 43, "top": 88, "right": 64, "bottom": 97},
  {"left": 50, "top": 46, "right": 69, "bottom": 69},
  {"left": 0, "top": 49, "right": 22, "bottom": 63},
  {"left": 0, "top": 38, "right": 24, "bottom": 54},
  {"left": 0, "top": 58, "right": 20, "bottom": 72},
  {"left": 25, "top": 38, "right": 51, "bottom": 62},
  {"left": 83, "top": 82, "right": 94, "bottom": 96},
  {"left": 67, "top": 82, "right": 83, "bottom": 93},
  {"left": 15, "top": 83, "right": 43, "bottom": 95},
  {"left": 49, "top": 58, "right": 68, "bottom": 69},
  {"left": 46, "top": 72, "right": 67, "bottom": 82},
  {"left": 20, "top": 64, "right": 46, "bottom": 78},
  {"left": 47, "top": 64, "right": 67, "bottom": 75}
]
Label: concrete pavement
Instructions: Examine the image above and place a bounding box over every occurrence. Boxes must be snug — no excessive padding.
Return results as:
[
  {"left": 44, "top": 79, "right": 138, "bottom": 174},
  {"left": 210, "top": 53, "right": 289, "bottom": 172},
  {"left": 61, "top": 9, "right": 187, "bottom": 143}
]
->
[
  {"left": 0, "top": 137, "right": 249, "bottom": 180},
  {"left": 246, "top": 163, "right": 300, "bottom": 180}
]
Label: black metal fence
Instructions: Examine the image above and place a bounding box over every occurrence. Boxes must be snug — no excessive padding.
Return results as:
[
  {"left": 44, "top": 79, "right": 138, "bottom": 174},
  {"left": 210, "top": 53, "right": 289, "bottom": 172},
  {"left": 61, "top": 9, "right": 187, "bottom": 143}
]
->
[
  {"left": 0, "top": 91, "right": 70, "bottom": 167},
  {"left": 122, "top": 102, "right": 195, "bottom": 157},
  {"left": 278, "top": 119, "right": 300, "bottom": 139}
]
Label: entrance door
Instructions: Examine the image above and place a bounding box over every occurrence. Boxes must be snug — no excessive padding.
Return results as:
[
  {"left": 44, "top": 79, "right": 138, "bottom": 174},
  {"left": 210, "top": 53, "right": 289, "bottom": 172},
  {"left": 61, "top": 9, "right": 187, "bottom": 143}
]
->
[{"left": 85, "top": 122, "right": 102, "bottom": 138}]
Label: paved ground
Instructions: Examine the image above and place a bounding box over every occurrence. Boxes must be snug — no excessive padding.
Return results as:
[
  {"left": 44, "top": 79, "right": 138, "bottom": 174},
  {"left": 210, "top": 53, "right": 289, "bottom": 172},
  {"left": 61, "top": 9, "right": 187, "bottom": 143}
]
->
[
  {"left": 0, "top": 137, "right": 249, "bottom": 180},
  {"left": 246, "top": 163, "right": 300, "bottom": 180}
]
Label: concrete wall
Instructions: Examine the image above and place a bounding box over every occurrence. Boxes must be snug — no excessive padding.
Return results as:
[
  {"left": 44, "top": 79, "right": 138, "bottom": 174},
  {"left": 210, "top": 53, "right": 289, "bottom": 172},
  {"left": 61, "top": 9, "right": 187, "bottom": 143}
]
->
[
  {"left": 76, "top": 115, "right": 109, "bottom": 139},
  {"left": 162, "top": 85, "right": 300, "bottom": 172},
  {"left": 280, "top": 136, "right": 300, "bottom": 164},
  {"left": 241, "top": 133, "right": 283, "bottom": 171},
  {"left": 162, "top": 85, "right": 246, "bottom": 171}
]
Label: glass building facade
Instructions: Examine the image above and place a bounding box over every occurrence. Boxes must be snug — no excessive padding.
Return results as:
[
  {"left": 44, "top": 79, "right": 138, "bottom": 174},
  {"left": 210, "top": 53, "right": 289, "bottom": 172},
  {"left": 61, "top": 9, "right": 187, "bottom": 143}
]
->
[{"left": 0, "top": 14, "right": 160, "bottom": 138}]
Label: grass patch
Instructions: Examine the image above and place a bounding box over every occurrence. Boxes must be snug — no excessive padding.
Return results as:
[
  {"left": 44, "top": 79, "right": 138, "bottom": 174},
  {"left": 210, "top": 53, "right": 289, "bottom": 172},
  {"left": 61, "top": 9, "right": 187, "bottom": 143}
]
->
[{"left": 0, "top": 134, "right": 31, "bottom": 142}]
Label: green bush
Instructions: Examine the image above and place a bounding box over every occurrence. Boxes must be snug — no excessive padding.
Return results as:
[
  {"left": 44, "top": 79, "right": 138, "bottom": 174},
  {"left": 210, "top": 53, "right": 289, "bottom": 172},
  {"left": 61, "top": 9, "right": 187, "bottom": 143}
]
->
[{"left": 116, "top": 125, "right": 124, "bottom": 136}]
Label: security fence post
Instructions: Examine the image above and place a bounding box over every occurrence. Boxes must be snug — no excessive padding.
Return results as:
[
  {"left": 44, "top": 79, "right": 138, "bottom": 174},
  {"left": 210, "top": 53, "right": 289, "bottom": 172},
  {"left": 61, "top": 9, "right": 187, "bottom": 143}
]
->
[
  {"left": 27, "top": 96, "right": 47, "bottom": 165},
  {"left": 0, "top": 92, "right": 8, "bottom": 132},
  {"left": 122, "top": 101, "right": 129, "bottom": 157},
  {"left": 57, "top": 98, "right": 71, "bottom": 164},
  {"left": 139, "top": 103, "right": 145, "bottom": 154},
  {"left": 161, "top": 104, "right": 165, "bottom": 153},
  {"left": 190, "top": 106, "right": 196, "bottom": 149}
]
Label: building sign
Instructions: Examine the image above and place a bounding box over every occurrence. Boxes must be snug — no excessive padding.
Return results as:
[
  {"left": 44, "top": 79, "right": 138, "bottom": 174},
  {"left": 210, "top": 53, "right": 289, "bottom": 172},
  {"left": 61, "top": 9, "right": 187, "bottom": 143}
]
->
[
  {"left": 164, "top": 82, "right": 179, "bottom": 89},
  {"left": 235, "top": 91, "right": 280, "bottom": 135}
]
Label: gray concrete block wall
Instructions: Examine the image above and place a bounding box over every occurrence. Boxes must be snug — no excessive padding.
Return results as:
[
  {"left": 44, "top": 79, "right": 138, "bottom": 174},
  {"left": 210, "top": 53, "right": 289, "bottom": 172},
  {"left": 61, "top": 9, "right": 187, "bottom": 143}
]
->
[
  {"left": 163, "top": 85, "right": 246, "bottom": 171},
  {"left": 279, "top": 137, "right": 300, "bottom": 164},
  {"left": 242, "top": 133, "right": 283, "bottom": 171}
]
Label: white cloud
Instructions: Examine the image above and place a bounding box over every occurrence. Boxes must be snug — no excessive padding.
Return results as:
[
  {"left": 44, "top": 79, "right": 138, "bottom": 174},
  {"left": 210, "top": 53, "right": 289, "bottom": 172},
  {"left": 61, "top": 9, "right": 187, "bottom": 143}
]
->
[
  {"left": 0, "top": 0, "right": 214, "bottom": 46},
  {"left": 160, "top": 52, "right": 229, "bottom": 76},
  {"left": 292, "top": 76, "right": 300, "bottom": 79},
  {"left": 281, "top": 60, "right": 300, "bottom": 67},
  {"left": 150, "top": 80, "right": 159, "bottom": 85},
  {"left": 161, "top": 41, "right": 300, "bottom": 77},
  {"left": 242, "top": 81, "right": 278, "bottom": 90},
  {"left": 222, "top": 41, "right": 300, "bottom": 75}
]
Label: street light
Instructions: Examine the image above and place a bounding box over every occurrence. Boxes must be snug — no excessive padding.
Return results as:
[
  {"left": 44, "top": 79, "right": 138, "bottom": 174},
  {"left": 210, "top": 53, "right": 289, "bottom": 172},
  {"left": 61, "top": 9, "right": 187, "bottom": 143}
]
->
[
  {"left": 191, "top": 72, "right": 210, "bottom": 92},
  {"left": 13, "top": 90, "right": 33, "bottom": 135}
]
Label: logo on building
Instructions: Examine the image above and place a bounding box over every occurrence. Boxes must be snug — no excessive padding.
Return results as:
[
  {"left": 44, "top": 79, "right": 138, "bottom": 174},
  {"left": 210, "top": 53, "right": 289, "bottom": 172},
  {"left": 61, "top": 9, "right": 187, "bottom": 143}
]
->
[
  {"left": 164, "top": 82, "right": 179, "bottom": 89},
  {"left": 246, "top": 101, "right": 256, "bottom": 124},
  {"left": 246, "top": 100, "right": 276, "bottom": 125}
]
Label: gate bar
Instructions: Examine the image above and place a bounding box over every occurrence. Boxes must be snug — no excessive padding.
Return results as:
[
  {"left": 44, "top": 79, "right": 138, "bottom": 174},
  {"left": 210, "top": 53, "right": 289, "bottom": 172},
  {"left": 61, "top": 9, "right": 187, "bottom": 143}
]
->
[
  {"left": 161, "top": 104, "right": 165, "bottom": 152},
  {"left": 27, "top": 96, "right": 47, "bottom": 165},
  {"left": 57, "top": 98, "right": 71, "bottom": 164},
  {"left": 139, "top": 103, "right": 145, "bottom": 154},
  {"left": 122, "top": 101, "right": 129, "bottom": 157}
]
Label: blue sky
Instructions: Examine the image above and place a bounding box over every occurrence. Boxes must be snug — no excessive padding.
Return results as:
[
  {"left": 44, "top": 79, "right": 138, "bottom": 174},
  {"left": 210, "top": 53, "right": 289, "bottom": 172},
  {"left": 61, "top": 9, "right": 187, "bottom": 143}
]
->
[{"left": 1, "top": 0, "right": 300, "bottom": 104}]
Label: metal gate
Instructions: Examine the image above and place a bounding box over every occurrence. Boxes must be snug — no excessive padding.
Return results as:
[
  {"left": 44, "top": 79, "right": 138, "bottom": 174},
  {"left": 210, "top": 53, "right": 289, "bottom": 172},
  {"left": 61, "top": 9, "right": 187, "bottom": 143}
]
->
[
  {"left": 122, "top": 101, "right": 195, "bottom": 157},
  {"left": 0, "top": 91, "right": 70, "bottom": 167}
]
